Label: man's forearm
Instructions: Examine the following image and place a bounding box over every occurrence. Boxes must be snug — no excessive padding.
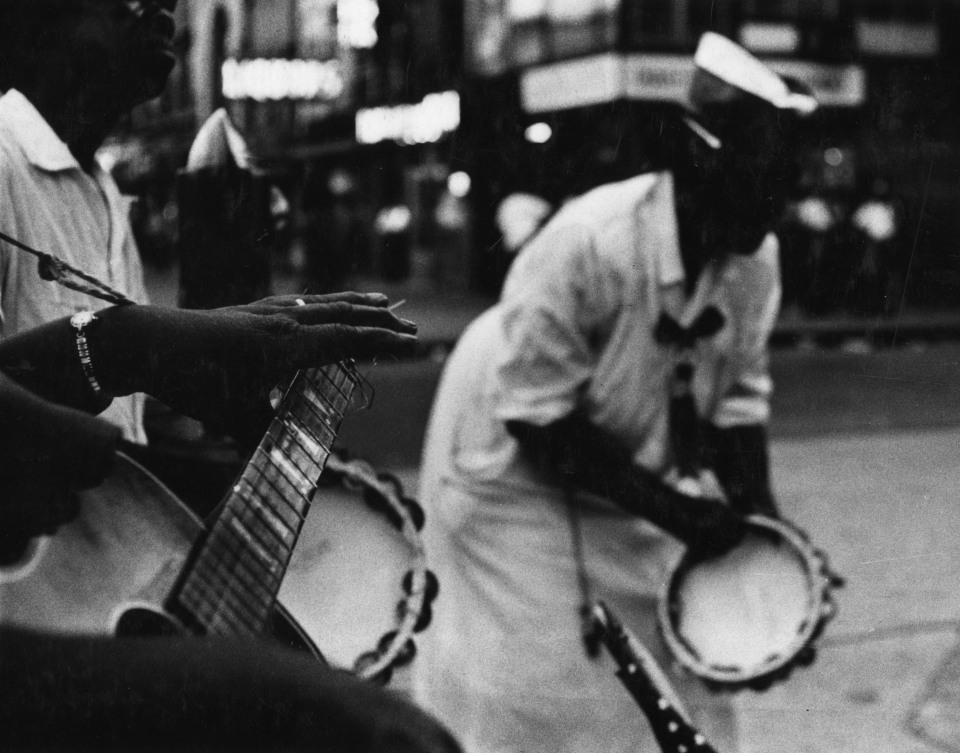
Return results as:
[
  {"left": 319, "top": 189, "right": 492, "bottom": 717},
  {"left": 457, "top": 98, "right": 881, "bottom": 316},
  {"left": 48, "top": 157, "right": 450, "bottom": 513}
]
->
[
  {"left": 702, "top": 422, "right": 778, "bottom": 516},
  {"left": 505, "top": 413, "right": 745, "bottom": 552},
  {"left": 0, "top": 371, "right": 120, "bottom": 490}
]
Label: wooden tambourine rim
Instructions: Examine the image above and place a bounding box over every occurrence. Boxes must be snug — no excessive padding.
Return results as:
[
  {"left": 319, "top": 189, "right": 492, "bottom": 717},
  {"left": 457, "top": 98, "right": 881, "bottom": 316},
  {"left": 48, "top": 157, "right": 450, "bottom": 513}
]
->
[
  {"left": 321, "top": 453, "right": 433, "bottom": 682},
  {"left": 657, "top": 515, "right": 836, "bottom": 686}
]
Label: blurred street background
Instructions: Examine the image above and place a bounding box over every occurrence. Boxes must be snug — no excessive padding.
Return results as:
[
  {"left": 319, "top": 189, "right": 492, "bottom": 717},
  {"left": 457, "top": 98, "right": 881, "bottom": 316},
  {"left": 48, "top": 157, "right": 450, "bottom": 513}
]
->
[{"left": 120, "top": 1, "right": 960, "bottom": 751}]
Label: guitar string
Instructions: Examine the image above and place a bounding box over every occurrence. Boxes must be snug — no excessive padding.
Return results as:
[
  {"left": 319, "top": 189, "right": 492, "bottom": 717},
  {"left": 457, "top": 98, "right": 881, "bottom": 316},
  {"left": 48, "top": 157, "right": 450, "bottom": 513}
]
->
[
  {"left": 225, "top": 501, "right": 293, "bottom": 555},
  {"left": 234, "top": 478, "right": 299, "bottom": 538},
  {"left": 193, "top": 534, "right": 280, "bottom": 628},
  {"left": 243, "top": 465, "right": 309, "bottom": 525},
  {"left": 211, "top": 522, "right": 284, "bottom": 588},
  {"left": 181, "top": 573, "right": 261, "bottom": 635},
  {"left": 185, "top": 560, "right": 274, "bottom": 622},
  {"left": 180, "top": 364, "right": 354, "bottom": 633},
  {"left": 193, "top": 527, "right": 281, "bottom": 605}
]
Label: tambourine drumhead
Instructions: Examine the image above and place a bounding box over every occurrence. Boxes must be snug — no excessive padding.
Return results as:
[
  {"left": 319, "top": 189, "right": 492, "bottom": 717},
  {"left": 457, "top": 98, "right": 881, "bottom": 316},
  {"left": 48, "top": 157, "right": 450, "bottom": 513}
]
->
[
  {"left": 279, "top": 482, "right": 417, "bottom": 671},
  {"left": 658, "top": 516, "right": 832, "bottom": 686}
]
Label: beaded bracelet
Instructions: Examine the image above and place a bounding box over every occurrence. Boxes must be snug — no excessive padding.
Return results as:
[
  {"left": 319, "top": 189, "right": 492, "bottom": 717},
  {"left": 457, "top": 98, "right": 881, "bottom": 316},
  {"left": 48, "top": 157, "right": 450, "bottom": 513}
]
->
[{"left": 69, "top": 311, "right": 110, "bottom": 407}]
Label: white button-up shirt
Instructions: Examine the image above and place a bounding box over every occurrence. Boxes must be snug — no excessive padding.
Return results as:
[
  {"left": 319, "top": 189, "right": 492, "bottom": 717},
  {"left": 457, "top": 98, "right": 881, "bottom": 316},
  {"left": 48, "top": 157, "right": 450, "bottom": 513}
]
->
[
  {"left": 0, "top": 90, "right": 148, "bottom": 443},
  {"left": 415, "top": 171, "right": 780, "bottom": 753}
]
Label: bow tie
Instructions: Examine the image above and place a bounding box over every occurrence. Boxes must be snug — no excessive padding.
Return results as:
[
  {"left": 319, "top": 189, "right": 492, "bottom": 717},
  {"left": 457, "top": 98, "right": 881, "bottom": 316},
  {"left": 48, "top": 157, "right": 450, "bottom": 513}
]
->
[
  {"left": 653, "top": 306, "right": 726, "bottom": 349},
  {"left": 653, "top": 306, "right": 725, "bottom": 483}
]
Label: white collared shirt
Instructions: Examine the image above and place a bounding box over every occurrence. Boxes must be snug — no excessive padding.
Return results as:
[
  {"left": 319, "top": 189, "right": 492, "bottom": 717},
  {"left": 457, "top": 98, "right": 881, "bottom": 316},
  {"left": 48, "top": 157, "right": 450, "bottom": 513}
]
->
[
  {"left": 496, "top": 170, "right": 779, "bottom": 476},
  {"left": 422, "top": 171, "right": 780, "bottom": 507},
  {"left": 0, "top": 89, "right": 148, "bottom": 443},
  {"left": 414, "top": 171, "right": 774, "bottom": 752}
]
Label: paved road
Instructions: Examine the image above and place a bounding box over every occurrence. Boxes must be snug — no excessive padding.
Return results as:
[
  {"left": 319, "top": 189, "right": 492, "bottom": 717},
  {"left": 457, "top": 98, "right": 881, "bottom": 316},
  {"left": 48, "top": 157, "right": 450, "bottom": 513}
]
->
[
  {"left": 148, "top": 263, "right": 960, "bottom": 750},
  {"left": 327, "top": 344, "right": 960, "bottom": 753}
]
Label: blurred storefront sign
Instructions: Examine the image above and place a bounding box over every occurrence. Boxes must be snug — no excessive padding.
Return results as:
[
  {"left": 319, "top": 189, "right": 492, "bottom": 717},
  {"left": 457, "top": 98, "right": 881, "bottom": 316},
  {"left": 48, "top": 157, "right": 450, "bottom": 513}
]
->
[
  {"left": 520, "top": 53, "right": 866, "bottom": 113},
  {"left": 222, "top": 58, "right": 345, "bottom": 101},
  {"left": 337, "top": 0, "right": 379, "bottom": 49},
  {"left": 355, "top": 91, "right": 461, "bottom": 145},
  {"left": 854, "top": 20, "right": 940, "bottom": 58},
  {"left": 738, "top": 22, "right": 801, "bottom": 54}
]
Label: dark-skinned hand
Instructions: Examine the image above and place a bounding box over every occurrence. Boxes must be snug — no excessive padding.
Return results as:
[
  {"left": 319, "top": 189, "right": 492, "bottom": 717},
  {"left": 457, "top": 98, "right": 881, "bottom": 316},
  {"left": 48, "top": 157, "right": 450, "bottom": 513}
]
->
[{"left": 94, "top": 292, "right": 418, "bottom": 444}]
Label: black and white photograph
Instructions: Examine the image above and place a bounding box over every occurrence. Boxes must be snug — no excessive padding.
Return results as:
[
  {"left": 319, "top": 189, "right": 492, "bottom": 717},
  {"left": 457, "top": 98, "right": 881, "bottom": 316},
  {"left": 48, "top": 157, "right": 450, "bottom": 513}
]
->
[{"left": 1, "top": 1, "right": 959, "bottom": 752}]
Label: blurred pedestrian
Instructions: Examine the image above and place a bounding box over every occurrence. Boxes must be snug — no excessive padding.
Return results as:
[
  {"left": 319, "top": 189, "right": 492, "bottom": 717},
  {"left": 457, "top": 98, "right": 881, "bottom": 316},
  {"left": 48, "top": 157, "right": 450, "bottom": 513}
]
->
[
  {"left": 414, "top": 33, "right": 817, "bottom": 753},
  {"left": 847, "top": 175, "right": 903, "bottom": 317}
]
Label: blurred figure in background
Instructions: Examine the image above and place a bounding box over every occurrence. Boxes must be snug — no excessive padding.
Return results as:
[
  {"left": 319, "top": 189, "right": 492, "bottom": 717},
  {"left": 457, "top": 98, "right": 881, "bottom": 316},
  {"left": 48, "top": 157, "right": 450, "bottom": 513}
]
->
[
  {"left": 847, "top": 175, "right": 904, "bottom": 317},
  {"left": 177, "top": 109, "right": 275, "bottom": 310},
  {"left": 493, "top": 192, "right": 554, "bottom": 278},
  {"left": 302, "top": 167, "right": 367, "bottom": 291},
  {"left": 414, "top": 33, "right": 817, "bottom": 753}
]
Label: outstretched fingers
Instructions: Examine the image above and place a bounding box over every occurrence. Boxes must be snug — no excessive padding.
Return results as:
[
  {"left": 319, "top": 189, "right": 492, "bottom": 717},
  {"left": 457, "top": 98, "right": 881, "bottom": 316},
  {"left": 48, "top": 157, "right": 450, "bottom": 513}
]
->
[
  {"left": 290, "top": 301, "right": 418, "bottom": 334},
  {"left": 252, "top": 292, "right": 391, "bottom": 310},
  {"left": 293, "top": 323, "right": 418, "bottom": 365}
]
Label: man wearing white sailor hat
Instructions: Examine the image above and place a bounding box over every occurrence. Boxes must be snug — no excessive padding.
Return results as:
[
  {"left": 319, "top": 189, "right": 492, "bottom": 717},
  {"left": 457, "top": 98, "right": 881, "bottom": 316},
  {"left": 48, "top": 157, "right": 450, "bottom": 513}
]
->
[{"left": 414, "top": 32, "right": 821, "bottom": 753}]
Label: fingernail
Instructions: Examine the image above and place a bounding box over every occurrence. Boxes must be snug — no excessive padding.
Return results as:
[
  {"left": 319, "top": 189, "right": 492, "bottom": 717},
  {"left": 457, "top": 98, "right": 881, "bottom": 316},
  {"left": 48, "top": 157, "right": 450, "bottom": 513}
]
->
[{"left": 400, "top": 318, "right": 418, "bottom": 329}]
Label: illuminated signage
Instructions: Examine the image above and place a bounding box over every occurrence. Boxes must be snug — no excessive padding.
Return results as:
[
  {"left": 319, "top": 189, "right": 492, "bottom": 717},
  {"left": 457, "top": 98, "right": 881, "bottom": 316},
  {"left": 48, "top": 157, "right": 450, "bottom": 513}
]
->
[
  {"left": 356, "top": 91, "right": 461, "bottom": 145},
  {"left": 521, "top": 53, "right": 866, "bottom": 112},
  {"left": 739, "top": 23, "right": 801, "bottom": 54},
  {"left": 338, "top": 0, "right": 379, "bottom": 49},
  {"left": 222, "top": 58, "right": 344, "bottom": 101},
  {"left": 855, "top": 20, "right": 939, "bottom": 58}
]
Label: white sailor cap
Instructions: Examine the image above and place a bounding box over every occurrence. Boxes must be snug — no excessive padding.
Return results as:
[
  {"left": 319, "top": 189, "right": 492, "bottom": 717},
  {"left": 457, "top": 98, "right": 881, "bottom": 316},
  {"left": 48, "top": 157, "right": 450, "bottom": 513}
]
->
[{"left": 689, "top": 32, "right": 819, "bottom": 116}]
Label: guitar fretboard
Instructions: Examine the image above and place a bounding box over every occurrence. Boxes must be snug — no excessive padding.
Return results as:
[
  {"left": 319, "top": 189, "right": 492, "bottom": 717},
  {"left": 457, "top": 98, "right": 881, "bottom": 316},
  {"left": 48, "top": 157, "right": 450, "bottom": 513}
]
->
[{"left": 171, "top": 362, "right": 358, "bottom": 636}]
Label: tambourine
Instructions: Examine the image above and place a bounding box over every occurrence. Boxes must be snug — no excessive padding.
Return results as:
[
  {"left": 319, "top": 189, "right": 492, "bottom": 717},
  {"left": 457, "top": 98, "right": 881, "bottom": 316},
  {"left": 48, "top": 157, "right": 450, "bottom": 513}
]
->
[
  {"left": 658, "top": 515, "right": 842, "bottom": 690},
  {"left": 279, "top": 451, "right": 439, "bottom": 684}
]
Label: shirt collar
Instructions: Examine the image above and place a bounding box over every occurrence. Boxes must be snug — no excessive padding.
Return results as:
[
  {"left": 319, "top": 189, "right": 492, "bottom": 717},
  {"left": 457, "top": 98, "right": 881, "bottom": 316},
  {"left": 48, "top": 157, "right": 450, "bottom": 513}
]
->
[
  {"left": 651, "top": 171, "right": 686, "bottom": 288},
  {"left": 0, "top": 89, "right": 81, "bottom": 173}
]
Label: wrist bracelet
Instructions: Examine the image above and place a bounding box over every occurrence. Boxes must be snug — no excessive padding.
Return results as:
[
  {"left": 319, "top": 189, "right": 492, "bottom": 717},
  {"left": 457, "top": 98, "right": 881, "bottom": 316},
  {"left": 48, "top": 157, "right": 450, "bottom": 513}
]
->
[{"left": 69, "top": 311, "right": 111, "bottom": 407}]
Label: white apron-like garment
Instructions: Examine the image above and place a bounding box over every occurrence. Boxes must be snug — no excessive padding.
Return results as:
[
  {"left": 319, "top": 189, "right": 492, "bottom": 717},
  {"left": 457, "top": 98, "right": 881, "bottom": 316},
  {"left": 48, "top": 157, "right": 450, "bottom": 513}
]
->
[{"left": 414, "top": 311, "right": 737, "bottom": 753}]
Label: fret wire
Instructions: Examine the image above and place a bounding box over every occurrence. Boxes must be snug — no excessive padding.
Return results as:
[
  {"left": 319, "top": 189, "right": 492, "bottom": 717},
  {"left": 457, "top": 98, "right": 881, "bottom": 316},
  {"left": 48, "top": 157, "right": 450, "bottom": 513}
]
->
[
  {"left": 186, "top": 547, "right": 276, "bottom": 616},
  {"left": 285, "top": 409, "right": 334, "bottom": 467},
  {"left": 281, "top": 394, "right": 330, "bottom": 451},
  {"left": 223, "top": 502, "right": 294, "bottom": 560},
  {"left": 186, "top": 569, "right": 273, "bottom": 636},
  {"left": 199, "top": 524, "right": 283, "bottom": 596},
  {"left": 234, "top": 478, "right": 299, "bottom": 538},
  {"left": 183, "top": 567, "right": 272, "bottom": 629},
  {"left": 188, "top": 558, "right": 274, "bottom": 624},
  {"left": 208, "top": 608, "right": 258, "bottom": 638},
  {"left": 304, "top": 367, "right": 351, "bottom": 412},
  {"left": 318, "top": 364, "right": 354, "bottom": 404},
  {"left": 295, "top": 384, "right": 341, "bottom": 447},
  {"left": 261, "top": 430, "right": 315, "bottom": 489},
  {"left": 190, "top": 585, "right": 259, "bottom": 638},
  {"left": 212, "top": 522, "right": 285, "bottom": 587},
  {"left": 244, "top": 464, "right": 309, "bottom": 527},
  {"left": 309, "top": 368, "right": 353, "bottom": 412},
  {"left": 298, "top": 371, "right": 346, "bottom": 423},
  {"left": 282, "top": 409, "right": 325, "bottom": 460},
  {"left": 273, "top": 418, "right": 325, "bottom": 479},
  {"left": 243, "top": 460, "right": 308, "bottom": 516},
  {"left": 180, "top": 575, "right": 261, "bottom": 634},
  {"left": 253, "top": 443, "right": 312, "bottom": 500}
]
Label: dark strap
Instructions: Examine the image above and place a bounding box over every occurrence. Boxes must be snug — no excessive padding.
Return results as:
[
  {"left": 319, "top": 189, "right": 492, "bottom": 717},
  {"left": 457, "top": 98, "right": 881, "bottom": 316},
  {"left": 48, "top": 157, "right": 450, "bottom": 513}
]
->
[
  {"left": 654, "top": 306, "right": 726, "bottom": 481},
  {"left": 0, "top": 229, "right": 138, "bottom": 307}
]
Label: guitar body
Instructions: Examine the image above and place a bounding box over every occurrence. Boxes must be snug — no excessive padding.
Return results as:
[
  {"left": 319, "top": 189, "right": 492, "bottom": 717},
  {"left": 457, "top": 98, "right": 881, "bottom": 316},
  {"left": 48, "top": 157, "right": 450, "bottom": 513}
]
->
[{"left": 0, "top": 452, "right": 319, "bottom": 657}]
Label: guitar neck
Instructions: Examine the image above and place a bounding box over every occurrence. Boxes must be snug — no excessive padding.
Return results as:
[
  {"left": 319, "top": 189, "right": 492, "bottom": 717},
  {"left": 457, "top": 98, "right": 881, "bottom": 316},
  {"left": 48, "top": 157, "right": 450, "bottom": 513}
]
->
[{"left": 170, "top": 362, "right": 359, "bottom": 636}]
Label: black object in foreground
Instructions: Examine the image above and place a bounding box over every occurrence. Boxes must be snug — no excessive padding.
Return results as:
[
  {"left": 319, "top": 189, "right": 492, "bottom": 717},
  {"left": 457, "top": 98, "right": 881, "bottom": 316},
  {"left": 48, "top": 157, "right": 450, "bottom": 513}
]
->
[{"left": 592, "top": 602, "right": 720, "bottom": 753}]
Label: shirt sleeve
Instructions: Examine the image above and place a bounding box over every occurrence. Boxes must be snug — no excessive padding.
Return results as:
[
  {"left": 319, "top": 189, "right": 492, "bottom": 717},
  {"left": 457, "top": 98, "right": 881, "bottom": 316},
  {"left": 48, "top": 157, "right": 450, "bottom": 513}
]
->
[
  {"left": 494, "top": 222, "right": 614, "bottom": 427},
  {"left": 712, "top": 233, "right": 781, "bottom": 428}
]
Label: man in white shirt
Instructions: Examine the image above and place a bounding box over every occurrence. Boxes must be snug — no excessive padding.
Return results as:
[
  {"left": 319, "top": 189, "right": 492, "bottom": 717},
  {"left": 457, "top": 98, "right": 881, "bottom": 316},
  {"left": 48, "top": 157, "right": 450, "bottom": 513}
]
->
[
  {"left": 0, "top": 0, "right": 179, "bottom": 443},
  {"left": 414, "top": 34, "right": 819, "bottom": 753}
]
